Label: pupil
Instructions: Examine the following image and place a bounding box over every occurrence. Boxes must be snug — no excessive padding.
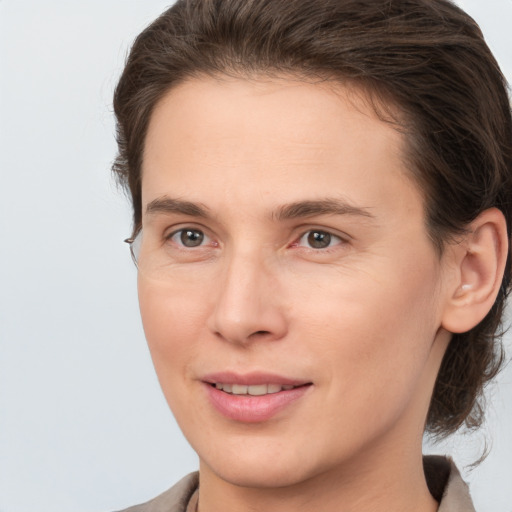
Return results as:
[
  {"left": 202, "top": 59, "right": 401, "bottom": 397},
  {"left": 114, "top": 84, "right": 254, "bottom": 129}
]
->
[
  {"left": 308, "top": 231, "right": 331, "bottom": 249},
  {"left": 181, "top": 229, "right": 204, "bottom": 247}
]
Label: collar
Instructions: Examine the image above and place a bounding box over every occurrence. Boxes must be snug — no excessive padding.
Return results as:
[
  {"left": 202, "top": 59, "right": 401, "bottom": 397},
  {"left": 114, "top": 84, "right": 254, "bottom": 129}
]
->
[{"left": 424, "top": 455, "right": 476, "bottom": 511}]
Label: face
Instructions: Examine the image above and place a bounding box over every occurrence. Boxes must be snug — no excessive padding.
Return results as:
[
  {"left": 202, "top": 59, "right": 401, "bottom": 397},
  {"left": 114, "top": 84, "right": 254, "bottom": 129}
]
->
[{"left": 139, "top": 76, "right": 453, "bottom": 489}]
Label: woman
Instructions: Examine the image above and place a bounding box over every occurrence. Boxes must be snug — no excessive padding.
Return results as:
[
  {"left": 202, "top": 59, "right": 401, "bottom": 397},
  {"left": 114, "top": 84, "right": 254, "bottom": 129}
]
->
[{"left": 112, "top": 0, "right": 512, "bottom": 510}]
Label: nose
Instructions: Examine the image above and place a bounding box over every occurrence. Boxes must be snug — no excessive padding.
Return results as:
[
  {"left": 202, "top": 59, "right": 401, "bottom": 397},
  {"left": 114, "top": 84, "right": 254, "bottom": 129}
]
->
[{"left": 207, "top": 250, "right": 288, "bottom": 345}]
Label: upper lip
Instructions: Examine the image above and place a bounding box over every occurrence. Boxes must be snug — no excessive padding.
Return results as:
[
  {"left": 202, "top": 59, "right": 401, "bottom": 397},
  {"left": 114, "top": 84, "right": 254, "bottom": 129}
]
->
[{"left": 201, "top": 371, "right": 310, "bottom": 387}]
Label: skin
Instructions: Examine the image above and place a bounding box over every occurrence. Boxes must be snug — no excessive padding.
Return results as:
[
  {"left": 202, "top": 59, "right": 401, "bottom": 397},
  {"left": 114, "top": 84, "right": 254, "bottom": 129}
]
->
[{"left": 137, "top": 76, "right": 482, "bottom": 512}]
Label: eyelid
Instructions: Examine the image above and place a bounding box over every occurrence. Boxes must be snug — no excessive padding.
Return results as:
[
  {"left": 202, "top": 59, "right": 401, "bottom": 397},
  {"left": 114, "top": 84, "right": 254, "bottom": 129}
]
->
[
  {"left": 163, "top": 220, "right": 209, "bottom": 238},
  {"left": 299, "top": 229, "right": 344, "bottom": 248},
  {"left": 293, "top": 224, "right": 351, "bottom": 243},
  {"left": 164, "top": 225, "right": 215, "bottom": 248}
]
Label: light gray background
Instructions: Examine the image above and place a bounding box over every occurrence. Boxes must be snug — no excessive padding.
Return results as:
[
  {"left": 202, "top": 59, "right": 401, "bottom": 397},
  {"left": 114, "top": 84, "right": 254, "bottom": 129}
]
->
[{"left": 0, "top": 1, "right": 511, "bottom": 511}]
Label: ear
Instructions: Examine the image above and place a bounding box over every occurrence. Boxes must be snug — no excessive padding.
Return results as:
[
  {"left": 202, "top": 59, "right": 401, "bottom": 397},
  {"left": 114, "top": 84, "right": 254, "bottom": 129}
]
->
[{"left": 441, "top": 208, "right": 509, "bottom": 334}]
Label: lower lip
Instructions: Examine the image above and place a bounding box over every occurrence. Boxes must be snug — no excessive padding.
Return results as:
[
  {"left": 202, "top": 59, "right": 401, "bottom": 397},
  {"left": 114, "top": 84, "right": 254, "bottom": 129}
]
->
[{"left": 204, "top": 383, "right": 311, "bottom": 423}]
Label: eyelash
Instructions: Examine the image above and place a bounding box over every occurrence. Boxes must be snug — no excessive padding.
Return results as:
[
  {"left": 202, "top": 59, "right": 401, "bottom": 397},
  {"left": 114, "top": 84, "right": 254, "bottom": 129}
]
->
[
  {"left": 166, "top": 227, "right": 215, "bottom": 249},
  {"left": 165, "top": 227, "right": 347, "bottom": 251},
  {"left": 294, "top": 230, "right": 346, "bottom": 251}
]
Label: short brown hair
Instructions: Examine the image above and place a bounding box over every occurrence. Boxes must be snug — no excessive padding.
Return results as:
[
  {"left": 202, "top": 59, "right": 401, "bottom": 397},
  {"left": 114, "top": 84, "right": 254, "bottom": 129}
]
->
[{"left": 112, "top": 0, "right": 512, "bottom": 436}]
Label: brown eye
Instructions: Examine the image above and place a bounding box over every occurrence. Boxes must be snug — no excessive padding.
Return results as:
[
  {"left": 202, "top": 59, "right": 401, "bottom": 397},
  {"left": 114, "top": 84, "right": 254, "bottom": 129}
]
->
[
  {"left": 173, "top": 229, "right": 205, "bottom": 247},
  {"left": 307, "top": 231, "right": 332, "bottom": 249},
  {"left": 297, "top": 230, "right": 344, "bottom": 250}
]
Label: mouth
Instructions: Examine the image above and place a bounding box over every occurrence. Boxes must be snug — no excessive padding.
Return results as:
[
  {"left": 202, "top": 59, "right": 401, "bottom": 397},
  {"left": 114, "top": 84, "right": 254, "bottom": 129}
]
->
[
  {"left": 211, "top": 383, "right": 304, "bottom": 395},
  {"left": 202, "top": 375, "right": 313, "bottom": 422}
]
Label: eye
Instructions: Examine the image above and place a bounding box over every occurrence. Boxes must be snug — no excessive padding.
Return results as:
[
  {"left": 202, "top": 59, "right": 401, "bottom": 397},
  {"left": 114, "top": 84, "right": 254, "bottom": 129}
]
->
[
  {"left": 168, "top": 228, "right": 209, "bottom": 248},
  {"left": 298, "top": 230, "right": 344, "bottom": 249}
]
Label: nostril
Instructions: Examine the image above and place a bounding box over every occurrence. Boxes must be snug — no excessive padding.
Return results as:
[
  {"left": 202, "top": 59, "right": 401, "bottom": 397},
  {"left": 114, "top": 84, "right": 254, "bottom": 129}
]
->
[{"left": 251, "top": 330, "right": 271, "bottom": 337}]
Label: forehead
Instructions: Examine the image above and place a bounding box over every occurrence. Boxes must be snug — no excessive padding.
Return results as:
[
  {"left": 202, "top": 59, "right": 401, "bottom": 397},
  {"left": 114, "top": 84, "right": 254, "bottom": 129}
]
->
[{"left": 141, "top": 76, "right": 422, "bottom": 221}]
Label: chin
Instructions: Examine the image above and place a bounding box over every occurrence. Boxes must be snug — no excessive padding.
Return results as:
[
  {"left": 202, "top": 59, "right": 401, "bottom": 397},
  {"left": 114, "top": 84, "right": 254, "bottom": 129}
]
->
[
  {"left": 206, "top": 458, "right": 314, "bottom": 489},
  {"left": 196, "top": 435, "right": 341, "bottom": 491}
]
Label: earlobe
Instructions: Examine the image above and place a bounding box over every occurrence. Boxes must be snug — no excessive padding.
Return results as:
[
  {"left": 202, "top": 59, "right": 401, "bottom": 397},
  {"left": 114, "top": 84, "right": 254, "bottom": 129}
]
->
[{"left": 441, "top": 208, "right": 508, "bottom": 334}]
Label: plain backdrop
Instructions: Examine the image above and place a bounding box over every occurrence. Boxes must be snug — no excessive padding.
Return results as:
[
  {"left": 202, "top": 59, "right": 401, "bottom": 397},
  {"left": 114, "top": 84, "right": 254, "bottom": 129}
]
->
[{"left": 0, "top": 1, "right": 511, "bottom": 511}]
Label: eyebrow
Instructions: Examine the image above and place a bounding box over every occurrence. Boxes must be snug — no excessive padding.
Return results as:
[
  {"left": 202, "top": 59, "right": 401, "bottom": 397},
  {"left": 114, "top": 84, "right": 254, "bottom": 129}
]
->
[
  {"left": 274, "top": 199, "right": 375, "bottom": 221},
  {"left": 145, "top": 197, "right": 210, "bottom": 218},
  {"left": 145, "top": 196, "right": 374, "bottom": 222}
]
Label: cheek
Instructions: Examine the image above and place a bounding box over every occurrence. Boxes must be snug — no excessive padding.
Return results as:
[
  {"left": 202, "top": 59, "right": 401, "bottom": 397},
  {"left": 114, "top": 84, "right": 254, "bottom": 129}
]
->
[
  {"left": 295, "top": 257, "right": 442, "bottom": 393},
  {"left": 138, "top": 277, "right": 210, "bottom": 377}
]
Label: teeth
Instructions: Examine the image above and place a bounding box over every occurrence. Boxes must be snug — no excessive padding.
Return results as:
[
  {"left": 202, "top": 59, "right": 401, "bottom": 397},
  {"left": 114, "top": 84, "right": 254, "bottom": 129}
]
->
[
  {"left": 248, "top": 384, "right": 268, "bottom": 396},
  {"left": 267, "top": 384, "right": 282, "bottom": 394},
  {"left": 214, "top": 383, "right": 298, "bottom": 395},
  {"left": 232, "top": 384, "right": 248, "bottom": 394}
]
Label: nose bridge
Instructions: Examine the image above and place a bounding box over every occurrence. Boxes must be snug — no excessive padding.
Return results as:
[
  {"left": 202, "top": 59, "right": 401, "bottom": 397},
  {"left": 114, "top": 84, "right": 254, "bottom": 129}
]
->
[{"left": 209, "top": 245, "right": 287, "bottom": 344}]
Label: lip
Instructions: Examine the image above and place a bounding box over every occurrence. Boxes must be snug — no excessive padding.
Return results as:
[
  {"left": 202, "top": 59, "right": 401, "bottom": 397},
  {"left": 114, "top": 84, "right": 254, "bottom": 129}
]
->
[
  {"left": 202, "top": 371, "right": 312, "bottom": 423},
  {"left": 202, "top": 371, "right": 309, "bottom": 387}
]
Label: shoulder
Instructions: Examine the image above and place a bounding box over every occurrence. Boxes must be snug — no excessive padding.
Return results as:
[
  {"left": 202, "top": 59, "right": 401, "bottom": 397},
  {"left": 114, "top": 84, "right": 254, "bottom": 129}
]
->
[
  {"left": 424, "top": 455, "right": 476, "bottom": 512},
  {"left": 113, "top": 472, "right": 199, "bottom": 512}
]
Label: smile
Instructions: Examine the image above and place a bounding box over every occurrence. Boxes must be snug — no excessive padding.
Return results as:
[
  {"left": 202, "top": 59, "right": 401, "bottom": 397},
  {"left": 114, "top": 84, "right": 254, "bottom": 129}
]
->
[
  {"left": 203, "top": 376, "right": 313, "bottom": 422},
  {"left": 213, "top": 383, "right": 297, "bottom": 395}
]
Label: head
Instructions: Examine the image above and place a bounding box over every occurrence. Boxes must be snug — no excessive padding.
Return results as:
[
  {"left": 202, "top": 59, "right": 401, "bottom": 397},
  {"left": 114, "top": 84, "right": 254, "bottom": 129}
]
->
[{"left": 113, "top": 0, "right": 511, "bottom": 474}]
